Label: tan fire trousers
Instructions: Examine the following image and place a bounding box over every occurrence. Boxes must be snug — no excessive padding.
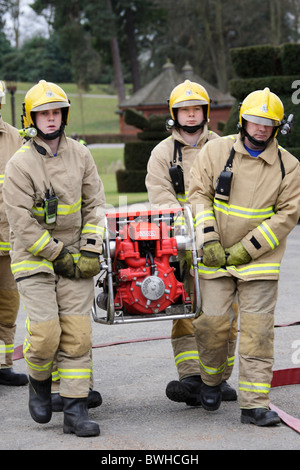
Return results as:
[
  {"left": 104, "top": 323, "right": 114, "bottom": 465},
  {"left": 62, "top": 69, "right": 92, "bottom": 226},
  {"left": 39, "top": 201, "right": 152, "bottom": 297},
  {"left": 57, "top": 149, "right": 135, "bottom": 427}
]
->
[
  {"left": 193, "top": 276, "right": 278, "bottom": 409},
  {"left": 171, "top": 253, "right": 238, "bottom": 380},
  {"left": 18, "top": 273, "right": 95, "bottom": 398},
  {"left": 0, "top": 256, "right": 20, "bottom": 368}
]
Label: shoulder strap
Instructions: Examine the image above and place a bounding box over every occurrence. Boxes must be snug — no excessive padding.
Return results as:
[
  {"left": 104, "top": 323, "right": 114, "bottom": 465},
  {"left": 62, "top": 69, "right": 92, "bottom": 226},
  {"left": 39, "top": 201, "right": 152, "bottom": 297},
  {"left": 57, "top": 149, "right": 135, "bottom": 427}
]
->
[
  {"left": 278, "top": 149, "right": 285, "bottom": 179},
  {"left": 172, "top": 140, "right": 183, "bottom": 164}
]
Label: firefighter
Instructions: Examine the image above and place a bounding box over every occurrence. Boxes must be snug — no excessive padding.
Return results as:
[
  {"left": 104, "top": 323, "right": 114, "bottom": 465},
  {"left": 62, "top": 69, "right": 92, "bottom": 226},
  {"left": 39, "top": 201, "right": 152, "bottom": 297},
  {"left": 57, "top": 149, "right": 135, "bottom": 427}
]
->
[
  {"left": 3, "top": 80, "right": 105, "bottom": 437},
  {"left": 0, "top": 81, "right": 27, "bottom": 387},
  {"left": 188, "top": 87, "right": 300, "bottom": 425},
  {"left": 146, "top": 80, "right": 237, "bottom": 406}
]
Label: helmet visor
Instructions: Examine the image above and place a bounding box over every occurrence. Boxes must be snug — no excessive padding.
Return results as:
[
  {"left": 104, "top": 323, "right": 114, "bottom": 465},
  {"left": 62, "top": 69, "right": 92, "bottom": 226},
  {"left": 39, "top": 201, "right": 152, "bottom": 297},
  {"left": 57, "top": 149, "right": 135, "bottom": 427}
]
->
[
  {"left": 242, "top": 114, "right": 279, "bottom": 127},
  {"left": 172, "top": 99, "right": 208, "bottom": 108},
  {"left": 31, "top": 101, "right": 70, "bottom": 113}
]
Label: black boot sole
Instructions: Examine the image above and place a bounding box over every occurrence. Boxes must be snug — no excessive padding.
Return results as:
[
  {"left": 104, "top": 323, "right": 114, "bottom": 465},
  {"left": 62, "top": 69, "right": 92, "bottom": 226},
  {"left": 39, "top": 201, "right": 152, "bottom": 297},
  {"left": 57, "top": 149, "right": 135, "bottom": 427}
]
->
[
  {"left": 241, "top": 413, "right": 281, "bottom": 426},
  {"left": 166, "top": 381, "right": 201, "bottom": 406},
  {"left": 63, "top": 423, "right": 100, "bottom": 437}
]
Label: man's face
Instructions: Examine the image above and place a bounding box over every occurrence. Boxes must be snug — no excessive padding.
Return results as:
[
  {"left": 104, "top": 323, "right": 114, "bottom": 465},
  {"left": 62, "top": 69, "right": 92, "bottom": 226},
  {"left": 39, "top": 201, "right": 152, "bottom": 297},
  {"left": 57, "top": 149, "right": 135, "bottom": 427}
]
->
[
  {"left": 244, "top": 120, "right": 274, "bottom": 150},
  {"left": 177, "top": 105, "right": 204, "bottom": 128},
  {"left": 35, "top": 108, "right": 62, "bottom": 135}
]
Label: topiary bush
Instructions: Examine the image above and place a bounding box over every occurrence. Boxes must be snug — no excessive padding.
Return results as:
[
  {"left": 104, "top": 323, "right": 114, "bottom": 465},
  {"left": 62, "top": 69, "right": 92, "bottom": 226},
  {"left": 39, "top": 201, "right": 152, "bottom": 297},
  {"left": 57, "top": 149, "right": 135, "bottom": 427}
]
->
[
  {"left": 116, "top": 108, "right": 170, "bottom": 193},
  {"left": 223, "top": 43, "right": 300, "bottom": 158}
]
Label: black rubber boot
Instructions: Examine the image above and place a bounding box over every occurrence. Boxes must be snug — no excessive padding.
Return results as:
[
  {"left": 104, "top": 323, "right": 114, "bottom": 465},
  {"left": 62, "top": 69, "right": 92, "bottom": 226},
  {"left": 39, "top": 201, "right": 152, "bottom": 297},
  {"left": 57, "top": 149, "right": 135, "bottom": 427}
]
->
[
  {"left": 0, "top": 368, "right": 28, "bottom": 386},
  {"left": 165, "top": 375, "right": 202, "bottom": 406},
  {"left": 241, "top": 408, "right": 281, "bottom": 426},
  {"left": 28, "top": 376, "right": 52, "bottom": 424},
  {"left": 62, "top": 397, "right": 100, "bottom": 437},
  {"left": 220, "top": 380, "right": 237, "bottom": 401},
  {"left": 200, "top": 383, "right": 222, "bottom": 411},
  {"left": 52, "top": 389, "right": 102, "bottom": 412}
]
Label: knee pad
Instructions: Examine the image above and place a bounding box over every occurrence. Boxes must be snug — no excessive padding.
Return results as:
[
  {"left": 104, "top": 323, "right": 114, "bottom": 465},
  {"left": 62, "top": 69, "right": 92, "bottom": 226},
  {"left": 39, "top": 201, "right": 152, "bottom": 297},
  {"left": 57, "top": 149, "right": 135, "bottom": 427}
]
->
[{"left": 59, "top": 314, "right": 92, "bottom": 357}]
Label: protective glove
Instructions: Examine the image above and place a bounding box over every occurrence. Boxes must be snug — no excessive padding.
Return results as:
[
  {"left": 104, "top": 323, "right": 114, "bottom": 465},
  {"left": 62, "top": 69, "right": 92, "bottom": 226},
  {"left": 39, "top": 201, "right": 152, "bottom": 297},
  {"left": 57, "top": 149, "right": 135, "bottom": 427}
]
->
[
  {"left": 225, "top": 242, "right": 252, "bottom": 266},
  {"left": 75, "top": 250, "right": 100, "bottom": 279},
  {"left": 202, "top": 241, "right": 226, "bottom": 267},
  {"left": 53, "top": 246, "right": 75, "bottom": 278}
]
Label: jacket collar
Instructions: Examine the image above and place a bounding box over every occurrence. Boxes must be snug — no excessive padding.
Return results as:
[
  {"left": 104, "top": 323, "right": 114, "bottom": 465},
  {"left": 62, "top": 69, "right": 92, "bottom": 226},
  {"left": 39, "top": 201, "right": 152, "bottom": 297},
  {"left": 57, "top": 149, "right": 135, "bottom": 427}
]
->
[
  {"left": 234, "top": 133, "right": 279, "bottom": 166},
  {"left": 173, "top": 124, "right": 209, "bottom": 147}
]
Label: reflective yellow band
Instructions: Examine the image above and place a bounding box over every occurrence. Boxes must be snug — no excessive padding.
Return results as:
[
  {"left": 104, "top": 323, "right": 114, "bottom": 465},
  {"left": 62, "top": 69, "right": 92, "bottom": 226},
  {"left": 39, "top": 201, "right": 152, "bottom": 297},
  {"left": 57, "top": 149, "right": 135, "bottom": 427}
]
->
[
  {"left": 0, "top": 343, "right": 14, "bottom": 354},
  {"left": 57, "top": 368, "right": 90, "bottom": 380},
  {"left": 177, "top": 192, "right": 188, "bottom": 204},
  {"left": 0, "top": 174, "right": 4, "bottom": 184},
  {"left": 239, "top": 381, "right": 270, "bottom": 394},
  {"left": 82, "top": 223, "right": 105, "bottom": 237},
  {"left": 195, "top": 210, "right": 215, "bottom": 227},
  {"left": 0, "top": 241, "right": 10, "bottom": 251},
  {"left": 213, "top": 199, "right": 275, "bottom": 219},
  {"left": 32, "top": 198, "right": 82, "bottom": 218},
  {"left": 199, "top": 359, "right": 226, "bottom": 376},
  {"left": 228, "top": 263, "right": 280, "bottom": 276},
  {"left": 257, "top": 221, "right": 279, "bottom": 249},
  {"left": 174, "top": 350, "right": 199, "bottom": 365},
  {"left": 52, "top": 370, "right": 60, "bottom": 382},
  {"left": 198, "top": 262, "right": 280, "bottom": 277},
  {"left": 28, "top": 231, "right": 51, "bottom": 256},
  {"left": 227, "top": 355, "right": 235, "bottom": 367},
  {"left": 16, "top": 145, "right": 30, "bottom": 153},
  {"left": 11, "top": 259, "right": 54, "bottom": 275},
  {"left": 57, "top": 198, "right": 81, "bottom": 215}
]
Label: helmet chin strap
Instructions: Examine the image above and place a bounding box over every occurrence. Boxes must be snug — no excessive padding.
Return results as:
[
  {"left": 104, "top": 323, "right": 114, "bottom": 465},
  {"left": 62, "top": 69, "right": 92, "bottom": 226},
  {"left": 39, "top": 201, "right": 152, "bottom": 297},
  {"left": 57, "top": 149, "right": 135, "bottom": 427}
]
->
[
  {"left": 178, "top": 119, "right": 206, "bottom": 134},
  {"left": 241, "top": 125, "right": 277, "bottom": 150},
  {"left": 36, "top": 123, "right": 65, "bottom": 141}
]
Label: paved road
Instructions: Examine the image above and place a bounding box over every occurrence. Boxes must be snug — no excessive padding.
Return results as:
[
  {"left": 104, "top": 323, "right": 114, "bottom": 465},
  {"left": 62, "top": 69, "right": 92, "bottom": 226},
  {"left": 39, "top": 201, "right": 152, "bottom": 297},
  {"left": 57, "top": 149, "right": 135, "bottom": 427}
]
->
[{"left": 1, "top": 226, "right": 300, "bottom": 451}]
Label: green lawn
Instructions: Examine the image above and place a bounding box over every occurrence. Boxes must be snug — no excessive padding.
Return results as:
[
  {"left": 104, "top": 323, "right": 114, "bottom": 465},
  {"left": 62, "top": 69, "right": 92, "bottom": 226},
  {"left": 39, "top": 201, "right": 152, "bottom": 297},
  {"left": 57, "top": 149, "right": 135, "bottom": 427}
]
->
[
  {"left": 90, "top": 147, "right": 148, "bottom": 207},
  {"left": 1, "top": 82, "right": 148, "bottom": 207},
  {"left": 1, "top": 82, "right": 120, "bottom": 135}
]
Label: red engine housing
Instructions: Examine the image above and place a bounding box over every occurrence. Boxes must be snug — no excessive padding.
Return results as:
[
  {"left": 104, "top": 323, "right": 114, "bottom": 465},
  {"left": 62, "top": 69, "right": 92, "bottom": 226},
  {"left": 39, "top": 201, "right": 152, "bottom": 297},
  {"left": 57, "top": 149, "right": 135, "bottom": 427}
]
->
[{"left": 111, "top": 216, "right": 189, "bottom": 314}]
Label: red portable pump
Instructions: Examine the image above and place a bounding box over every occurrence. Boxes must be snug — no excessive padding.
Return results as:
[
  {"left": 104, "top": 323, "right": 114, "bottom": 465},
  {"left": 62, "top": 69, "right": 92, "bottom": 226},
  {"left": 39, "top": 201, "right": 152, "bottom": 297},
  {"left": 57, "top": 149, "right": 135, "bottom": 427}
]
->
[{"left": 92, "top": 206, "right": 200, "bottom": 324}]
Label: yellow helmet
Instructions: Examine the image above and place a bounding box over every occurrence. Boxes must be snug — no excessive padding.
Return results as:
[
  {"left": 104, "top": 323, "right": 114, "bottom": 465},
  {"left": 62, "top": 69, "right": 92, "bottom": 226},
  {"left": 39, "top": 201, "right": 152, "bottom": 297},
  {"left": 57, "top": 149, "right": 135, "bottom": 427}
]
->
[
  {"left": 239, "top": 87, "right": 284, "bottom": 129},
  {"left": 0, "top": 81, "right": 5, "bottom": 109},
  {"left": 22, "top": 80, "right": 70, "bottom": 128},
  {"left": 169, "top": 80, "right": 211, "bottom": 121}
]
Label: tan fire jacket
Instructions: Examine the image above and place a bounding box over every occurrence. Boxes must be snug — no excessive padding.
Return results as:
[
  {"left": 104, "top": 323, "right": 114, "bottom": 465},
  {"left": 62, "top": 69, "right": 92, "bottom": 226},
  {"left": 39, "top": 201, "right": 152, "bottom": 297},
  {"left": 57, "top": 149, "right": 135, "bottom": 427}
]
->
[
  {"left": 146, "top": 124, "right": 219, "bottom": 208},
  {"left": 0, "top": 117, "right": 23, "bottom": 257},
  {"left": 3, "top": 133, "right": 105, "bottom": 280},
  {"left": 188, "top": 134, "right": 300, "bottom": 281}
]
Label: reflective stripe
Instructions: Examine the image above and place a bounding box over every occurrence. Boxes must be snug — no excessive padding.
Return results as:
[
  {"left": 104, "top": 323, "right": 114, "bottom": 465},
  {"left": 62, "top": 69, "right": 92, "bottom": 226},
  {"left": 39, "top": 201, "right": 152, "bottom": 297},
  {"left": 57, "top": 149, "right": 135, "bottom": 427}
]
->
[
  {"left": 198, "top": 262, "right": 280, "bottom": 277},
  {"left": 0, "top": 174, "right": 4, "bottom": 184},
  {"left": 197, "top": 263, "right": 227, "bottom": 275},
  {"left": 0, "top": 343, "right": 14, "bottom": 354},
  {"left": 32, "top": 198, "right": 82, "bottom": 217},
  {"left": 177, "top": 192, "right": 188, "bottom": 204},
  {"left": 227, "top": 355, "right": 235, "bottom": 368},
  {"left": 28, "top": 231, "right": 51, "bottom": 256},
  {"left": 25, "top": 317, "right": 32, "bottom": 335},
  {"left": 174, "top": 350, "right": 199, "bottom": 365},
  {"left": 199, "top": 358, "right": 226, "bottom": 376},
  {"left": 52, "top": 370, "right": 60, "bottom": 382},
  {"left": 0, "top": 241, "right": 10, "bottom": 251},
  {"left": 82, "top": 223, "right": 105, "bottom": 237},
  {"left": 16, "top": 145, "right": 30, "bottom": 153},
  {"left": 239, "top": 380, "right": 270, "bottom": 394},
  {"left": 257, "top": 221, "right": 279, "bottom": 249},
  {"left": 213, "top": 199, "right": 275, "bottom": 220},
  {"left": 11, "top": 259, "right": 54, "bottom": 275},
  {"left": 57, "top": 198, "right": 81, "bottom": 216},
  {"left": 57, "top": 368, "right": 90, "bottom": 380},
  {"left": 23, "top": 345, "right": 53, "bottom": 372},
  {"left": 228, "top": 263, "right": 280, "bottom": 276},
  {"left": 195, "top": 210, "right": 215, "bottom": 227}
]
